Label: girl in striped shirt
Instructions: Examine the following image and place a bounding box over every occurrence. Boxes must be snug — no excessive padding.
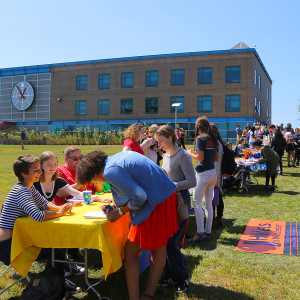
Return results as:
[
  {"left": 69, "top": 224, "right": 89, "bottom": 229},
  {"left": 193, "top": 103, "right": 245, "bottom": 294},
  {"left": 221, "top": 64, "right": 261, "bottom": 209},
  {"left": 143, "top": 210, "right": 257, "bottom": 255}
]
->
[{"left": 0, "top": 155, "right": 72, "bottom": 266}]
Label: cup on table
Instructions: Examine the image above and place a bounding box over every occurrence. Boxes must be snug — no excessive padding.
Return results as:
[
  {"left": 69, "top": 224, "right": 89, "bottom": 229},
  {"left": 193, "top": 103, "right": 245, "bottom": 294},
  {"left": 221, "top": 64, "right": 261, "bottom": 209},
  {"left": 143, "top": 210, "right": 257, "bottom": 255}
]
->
[{"left": 83, "top": 191, "right": 92, "bottom": 204}]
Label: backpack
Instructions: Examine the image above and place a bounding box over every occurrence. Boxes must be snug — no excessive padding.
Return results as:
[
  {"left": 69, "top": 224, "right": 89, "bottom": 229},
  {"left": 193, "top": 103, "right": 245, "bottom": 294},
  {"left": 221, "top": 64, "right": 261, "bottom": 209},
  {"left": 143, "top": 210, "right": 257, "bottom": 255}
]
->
[
  {"left": 221, "top": 144, "right": 237, "bottom": 176},
  {"left": 17, "top": 269, "right": 64, "bottom": 300}
]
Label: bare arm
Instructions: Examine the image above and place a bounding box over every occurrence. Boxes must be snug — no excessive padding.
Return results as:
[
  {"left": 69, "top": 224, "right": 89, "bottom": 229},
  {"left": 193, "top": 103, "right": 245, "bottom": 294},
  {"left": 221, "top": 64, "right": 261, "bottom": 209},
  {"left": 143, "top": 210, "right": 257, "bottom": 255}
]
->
[
  {"left": 44, "top": 203, "right": 73, "bottom": 220},
  {"left": 187, "top": 149, "right": 204, "bottom": 162}
]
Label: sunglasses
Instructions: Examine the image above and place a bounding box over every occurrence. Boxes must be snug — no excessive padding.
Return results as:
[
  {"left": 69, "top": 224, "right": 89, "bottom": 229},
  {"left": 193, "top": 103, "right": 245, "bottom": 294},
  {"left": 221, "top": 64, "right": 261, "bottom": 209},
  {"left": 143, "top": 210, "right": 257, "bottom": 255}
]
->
[{"left": 68, "top": 155, "right": 83, "bottom": 161}]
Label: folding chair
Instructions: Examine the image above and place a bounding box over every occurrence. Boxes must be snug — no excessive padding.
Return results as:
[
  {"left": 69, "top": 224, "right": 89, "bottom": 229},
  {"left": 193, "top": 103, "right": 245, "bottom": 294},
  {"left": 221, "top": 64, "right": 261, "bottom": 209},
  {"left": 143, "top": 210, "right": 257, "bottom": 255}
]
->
[{"left": 0, "top": 261, "right": 43, "bottom": 297}]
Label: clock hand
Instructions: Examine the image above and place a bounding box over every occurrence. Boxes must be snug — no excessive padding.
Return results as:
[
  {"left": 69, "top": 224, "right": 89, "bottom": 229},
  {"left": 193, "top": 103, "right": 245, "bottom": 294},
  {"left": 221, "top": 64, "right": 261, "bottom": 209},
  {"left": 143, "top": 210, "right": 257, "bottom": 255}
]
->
[
  {"left": 16, "top": 86, "right": 24, "bottom": 99},
  {"left": 21, "top": 87, "right": 27, "bottom": 99}
]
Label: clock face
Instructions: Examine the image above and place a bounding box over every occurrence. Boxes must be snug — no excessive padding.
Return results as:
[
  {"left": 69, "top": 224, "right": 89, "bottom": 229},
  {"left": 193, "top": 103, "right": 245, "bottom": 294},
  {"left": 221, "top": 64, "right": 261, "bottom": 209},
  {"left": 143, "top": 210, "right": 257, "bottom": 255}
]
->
[{"left": 11, "top": 81, "right": 35, "bottom": 111}]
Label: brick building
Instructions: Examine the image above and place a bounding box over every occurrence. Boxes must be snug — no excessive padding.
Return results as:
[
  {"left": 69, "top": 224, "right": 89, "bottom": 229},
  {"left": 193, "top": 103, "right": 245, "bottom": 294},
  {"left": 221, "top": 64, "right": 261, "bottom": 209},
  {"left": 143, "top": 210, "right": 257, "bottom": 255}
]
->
[{"left": 0, "top": 42, "right": 272, "bottom": 141}]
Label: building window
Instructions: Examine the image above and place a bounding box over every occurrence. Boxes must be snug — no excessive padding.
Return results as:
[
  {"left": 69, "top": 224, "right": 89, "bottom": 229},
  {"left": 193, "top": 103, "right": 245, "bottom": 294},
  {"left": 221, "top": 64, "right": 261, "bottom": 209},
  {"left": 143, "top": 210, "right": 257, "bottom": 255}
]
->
[
  {"left": 121, "top": 72, "right": 134, "bottom": 88},
  {"left": 170, "top": 97, "right": 184, "bottom": 113},
  {"left": 145, "top": 97, "right": 158, "bottom": 114},
  {"left": 198, "top": 68, "right": 212, "bottom": 84},
  {"left": 146, "top": 71, "right": 159, "bottom": 86},
  {"left": 198, "top": 96, "right": 212, "bottom": 112},
  {"left": 98, "top": 99, "right": 110, "bottom": 115},
  {"left": 98, "top": 74, "right": 110, "bottom": 89},
  {"left": 255, "top": 97, "right": 258, "bottom": 113},
  {"left": 254, "top": 69, "right": 257, "bottom": 85},
  {"left": 226, "top": 66, "right": 240, "bottom": 83},
  {"left": 171, "top": 69, "right": 184, "bottom": 85},
  {"left": 225, "top": 95, "right": 240, "bottom": 112},
  {"left": 258, "top": 100, "right": 261, "bottom": 116},
  {"left": 121, "top": 98, "right": 133, "bottom": 114},
  {"left": 75, "top": 100, "right": 87, "bottom": 115},
  {"left": 259, "top": 75, "right": 261, "bottom": 89},
  {"left": 76, "top": 76, "right": 87, "bottom": 90}
]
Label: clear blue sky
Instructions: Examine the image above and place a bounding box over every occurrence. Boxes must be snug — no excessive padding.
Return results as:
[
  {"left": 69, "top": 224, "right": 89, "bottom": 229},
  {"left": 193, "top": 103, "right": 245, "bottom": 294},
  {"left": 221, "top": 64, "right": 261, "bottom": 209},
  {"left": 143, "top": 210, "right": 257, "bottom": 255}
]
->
[{"left": 1, "top": 0, "right": 299, "bottom": 128}]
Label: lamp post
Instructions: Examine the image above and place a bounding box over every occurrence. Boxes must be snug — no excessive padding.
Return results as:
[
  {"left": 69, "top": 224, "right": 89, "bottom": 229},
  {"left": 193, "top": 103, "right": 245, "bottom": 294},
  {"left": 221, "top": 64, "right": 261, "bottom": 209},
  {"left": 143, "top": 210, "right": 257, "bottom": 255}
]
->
[{"left": 171, "top": 103, "right": 181, "bottom": 130}]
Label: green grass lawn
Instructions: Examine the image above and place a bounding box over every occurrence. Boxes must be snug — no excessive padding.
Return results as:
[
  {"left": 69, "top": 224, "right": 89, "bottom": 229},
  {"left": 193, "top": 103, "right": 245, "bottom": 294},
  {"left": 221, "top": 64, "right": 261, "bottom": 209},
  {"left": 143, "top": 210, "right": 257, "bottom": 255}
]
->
[{"left": 0, "top": 145, "right": 299, "bottom": 300}]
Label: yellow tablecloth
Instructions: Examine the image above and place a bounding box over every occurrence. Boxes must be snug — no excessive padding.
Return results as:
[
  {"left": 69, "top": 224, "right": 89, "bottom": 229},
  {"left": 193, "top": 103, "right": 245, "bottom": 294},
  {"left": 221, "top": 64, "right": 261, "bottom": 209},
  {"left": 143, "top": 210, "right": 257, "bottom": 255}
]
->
[{"left": 11, "top": 199, "right": 130, "bottom": 279}]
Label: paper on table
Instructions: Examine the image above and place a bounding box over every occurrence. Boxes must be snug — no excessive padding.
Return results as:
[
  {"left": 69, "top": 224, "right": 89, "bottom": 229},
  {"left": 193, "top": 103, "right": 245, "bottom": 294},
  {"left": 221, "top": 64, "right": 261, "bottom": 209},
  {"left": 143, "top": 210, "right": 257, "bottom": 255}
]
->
[
  {"left": 84, "top": 211, "right": 107, "bottom": 219},
  {"left": 67, "top": 197, "right": 84, "bottom": 203}
]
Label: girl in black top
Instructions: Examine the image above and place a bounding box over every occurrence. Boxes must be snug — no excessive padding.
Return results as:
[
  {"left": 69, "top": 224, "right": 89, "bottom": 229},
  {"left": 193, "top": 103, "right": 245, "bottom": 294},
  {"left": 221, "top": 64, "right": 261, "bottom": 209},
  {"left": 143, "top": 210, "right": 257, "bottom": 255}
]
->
[
  {"left": 34, "top": 151, "right": 109, "bottom": 202},
  {"left": 270, "top": 129, "right": 287, "bottom": 175}
]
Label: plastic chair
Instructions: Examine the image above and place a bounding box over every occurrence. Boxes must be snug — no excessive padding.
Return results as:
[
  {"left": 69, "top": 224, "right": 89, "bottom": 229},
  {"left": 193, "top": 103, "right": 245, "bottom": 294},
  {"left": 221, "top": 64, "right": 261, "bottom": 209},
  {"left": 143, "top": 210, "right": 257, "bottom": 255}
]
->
[{"left": 0, "top": 261, "right": 43, "bottom": 297}]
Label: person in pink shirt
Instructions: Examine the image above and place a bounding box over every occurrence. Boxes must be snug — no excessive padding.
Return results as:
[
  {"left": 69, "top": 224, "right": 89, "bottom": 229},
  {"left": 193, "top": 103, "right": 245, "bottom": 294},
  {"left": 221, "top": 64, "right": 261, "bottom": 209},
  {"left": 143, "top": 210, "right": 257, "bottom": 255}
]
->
[{"left": 123, "top": 123, "right": 153, "bottom": 155}]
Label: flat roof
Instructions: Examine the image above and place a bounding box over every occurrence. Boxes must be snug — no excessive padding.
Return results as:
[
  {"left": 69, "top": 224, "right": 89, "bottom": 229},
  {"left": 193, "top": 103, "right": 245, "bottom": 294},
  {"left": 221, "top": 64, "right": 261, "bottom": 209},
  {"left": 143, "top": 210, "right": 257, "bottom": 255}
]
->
[{"left": 0, "top": 48, "right": 272, "bottom": 82}]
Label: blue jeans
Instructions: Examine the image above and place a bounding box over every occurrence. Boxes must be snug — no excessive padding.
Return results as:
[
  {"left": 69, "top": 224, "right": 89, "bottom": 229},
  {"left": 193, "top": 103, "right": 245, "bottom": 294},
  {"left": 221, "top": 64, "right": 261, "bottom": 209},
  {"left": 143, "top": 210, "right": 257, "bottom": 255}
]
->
[{"left": 165, "top": 189, "right": 190, "bottom": 282}]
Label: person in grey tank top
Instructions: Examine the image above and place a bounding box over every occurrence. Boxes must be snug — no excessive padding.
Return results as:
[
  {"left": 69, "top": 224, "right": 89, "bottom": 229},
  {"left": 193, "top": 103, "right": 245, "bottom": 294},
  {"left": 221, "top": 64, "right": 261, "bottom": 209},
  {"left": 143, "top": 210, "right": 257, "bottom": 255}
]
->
[{"left": 155, "top": 125, "right": 196, "bottom": 292}]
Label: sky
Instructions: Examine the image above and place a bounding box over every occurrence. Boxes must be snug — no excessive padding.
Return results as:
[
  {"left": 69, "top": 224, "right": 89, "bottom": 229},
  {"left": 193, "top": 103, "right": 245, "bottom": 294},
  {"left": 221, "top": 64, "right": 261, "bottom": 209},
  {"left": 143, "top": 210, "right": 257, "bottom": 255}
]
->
[{"left": 0, "top": 0, "right": 299, "bottom": 128}]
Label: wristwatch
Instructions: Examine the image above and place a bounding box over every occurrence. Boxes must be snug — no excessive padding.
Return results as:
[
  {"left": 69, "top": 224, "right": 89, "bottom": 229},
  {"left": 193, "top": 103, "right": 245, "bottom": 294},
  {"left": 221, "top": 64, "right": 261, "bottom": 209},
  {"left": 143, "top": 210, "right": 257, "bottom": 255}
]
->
[{"left": 118, "top": 207, "right": 124, "bottom": 216}]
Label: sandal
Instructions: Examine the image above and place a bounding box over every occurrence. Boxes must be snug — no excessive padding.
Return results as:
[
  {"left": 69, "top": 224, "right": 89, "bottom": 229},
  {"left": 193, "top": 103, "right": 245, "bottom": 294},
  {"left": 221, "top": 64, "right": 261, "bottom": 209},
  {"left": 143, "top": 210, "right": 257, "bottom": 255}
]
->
[{"left": 188, "top": 232, "right": 206, "bottom": 243}]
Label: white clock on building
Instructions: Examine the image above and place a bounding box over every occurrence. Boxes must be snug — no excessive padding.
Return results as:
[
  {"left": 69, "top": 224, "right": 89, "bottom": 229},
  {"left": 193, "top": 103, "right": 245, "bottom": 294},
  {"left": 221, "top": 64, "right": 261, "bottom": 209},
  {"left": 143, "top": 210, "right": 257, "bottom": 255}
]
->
[{"left": 11, "top": 81, "right": 34, "bottom": 111}]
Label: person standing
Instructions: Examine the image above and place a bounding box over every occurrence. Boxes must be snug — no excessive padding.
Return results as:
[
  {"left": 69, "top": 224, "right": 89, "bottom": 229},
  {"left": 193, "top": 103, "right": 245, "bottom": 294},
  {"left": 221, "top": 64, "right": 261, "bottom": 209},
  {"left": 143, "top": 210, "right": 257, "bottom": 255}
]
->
[
  {"left": 155, "top": 125, "right": 196, "bottom": 292},
  {"left": 270, "top": 128, "right": 287, "bottom": 175},
  {"left": 285, "top": 131, "right": 296, "bottom": 168},
  {"left": 123, "top": 123, "right": 153, "bottom": 155},
  {"left": 293, "top": 128, "right": 300, "bottom": 166},
  {"left": 210, "top": 124, "right": 224, "bottom": 228},
  {"left": 236, "top": 124, "right": 243, "bottom": 140},
  {"left": 187, "top": 117, "right": 220, "bottom": 242},
  {"left": 20, "top": 130, "right": 26, "bottom": 150},
  {"left": 179, "top": 128, "right": 186, "bottom": 149},
  {"left": 76, "top": 150, "right": 179, "bottom": 300}
]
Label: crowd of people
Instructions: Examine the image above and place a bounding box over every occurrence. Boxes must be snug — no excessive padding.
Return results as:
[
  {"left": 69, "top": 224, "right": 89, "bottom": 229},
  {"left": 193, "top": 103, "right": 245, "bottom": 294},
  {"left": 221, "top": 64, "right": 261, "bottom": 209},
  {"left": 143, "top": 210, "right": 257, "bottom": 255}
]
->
[{"left": 0, "top": 119, "right": 299, "bottom": 299}]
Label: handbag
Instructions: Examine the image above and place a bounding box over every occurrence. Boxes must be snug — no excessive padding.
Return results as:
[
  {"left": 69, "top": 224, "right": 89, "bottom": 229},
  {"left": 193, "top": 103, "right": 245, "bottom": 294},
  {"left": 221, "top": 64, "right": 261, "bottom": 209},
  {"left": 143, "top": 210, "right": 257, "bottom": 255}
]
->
[{"left": 177, "top": 191, "right": 189, "bottom": 221}]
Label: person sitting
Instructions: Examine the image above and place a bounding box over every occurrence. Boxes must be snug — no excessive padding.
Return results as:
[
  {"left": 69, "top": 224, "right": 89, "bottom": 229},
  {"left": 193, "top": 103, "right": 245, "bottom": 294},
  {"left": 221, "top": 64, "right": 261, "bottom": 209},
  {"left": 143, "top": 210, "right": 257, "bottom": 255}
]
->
[
  {"left": 234, "top": 137, "right": 246, "bottom": 157},
  {"left": 123, "top": 123, "right": 153, "bottom": 155},
  {"left": 34, "top": 151, "right": 109, "bottom": 203},
  {"left": 76, "top": 150, "right": 179, "bottom": 300},
  {"left": 0, "top": 155, "right": 79, "bottom": 294},
  {"left": 52, "top": 146, "right": 102, "bottom": 277},
  {"left": 53, "top": 146, "right": 101, "bottom": 206},
  {"left": 253, "top": 140, "right": 279, "bottom": 190}
]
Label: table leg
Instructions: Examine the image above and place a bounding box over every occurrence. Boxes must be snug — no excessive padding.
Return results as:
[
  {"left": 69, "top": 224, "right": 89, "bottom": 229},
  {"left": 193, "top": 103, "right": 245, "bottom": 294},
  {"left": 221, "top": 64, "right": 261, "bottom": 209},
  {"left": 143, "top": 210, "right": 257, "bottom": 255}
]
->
[{"left": 84, "top": 248, "right": 102, "bottom": 299}]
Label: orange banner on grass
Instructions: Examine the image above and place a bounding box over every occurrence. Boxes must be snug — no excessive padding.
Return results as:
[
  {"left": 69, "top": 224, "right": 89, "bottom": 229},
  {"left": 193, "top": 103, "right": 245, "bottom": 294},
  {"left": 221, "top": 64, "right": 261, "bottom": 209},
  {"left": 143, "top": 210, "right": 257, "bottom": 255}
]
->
[{"left": 236, "top": 219, "right": 299, "bottom": 256}]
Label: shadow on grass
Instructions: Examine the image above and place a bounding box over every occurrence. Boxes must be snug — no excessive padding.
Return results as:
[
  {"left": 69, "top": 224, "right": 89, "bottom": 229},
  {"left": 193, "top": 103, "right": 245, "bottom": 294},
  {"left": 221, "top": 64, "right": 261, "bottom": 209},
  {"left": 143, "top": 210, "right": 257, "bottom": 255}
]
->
[
  {"left": 184, "top": 282, "right": 255, "bottom": 300},
  {"left": 274, "top": 190, "right": 300, "bottom": 196},
  {"left": 186, "top": 217, "right": 236, "bottom": 251}
]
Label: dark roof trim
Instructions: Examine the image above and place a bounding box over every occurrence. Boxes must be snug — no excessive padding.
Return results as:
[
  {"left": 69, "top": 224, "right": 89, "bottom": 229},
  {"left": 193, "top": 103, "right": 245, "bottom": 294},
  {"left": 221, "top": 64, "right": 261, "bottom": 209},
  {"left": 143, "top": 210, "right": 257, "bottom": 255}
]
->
[{"left": 0, "top": 48, "right": 271, "bottom": 82}]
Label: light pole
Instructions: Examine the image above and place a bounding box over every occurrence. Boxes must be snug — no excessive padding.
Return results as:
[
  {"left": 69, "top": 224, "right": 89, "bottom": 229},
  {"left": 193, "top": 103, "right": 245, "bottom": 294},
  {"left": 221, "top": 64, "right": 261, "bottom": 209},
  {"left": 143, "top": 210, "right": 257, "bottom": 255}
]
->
[{"left": 171, "top": 103, "right": 181, "bottom": 130}]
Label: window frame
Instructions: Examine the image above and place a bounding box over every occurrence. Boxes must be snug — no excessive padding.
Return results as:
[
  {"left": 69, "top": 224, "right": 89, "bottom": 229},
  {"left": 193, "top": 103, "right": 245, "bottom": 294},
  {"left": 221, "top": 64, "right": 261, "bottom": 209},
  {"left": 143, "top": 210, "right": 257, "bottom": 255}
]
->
[
  {"left": 75, "top": 100, "right": 87, "bottom": 115},
  {"left": 225, "top": 66, "right": 240, "bottom": 83},
  {"left": 120, "top": 98, "right": 133, "bottom": 114},
  {"left": 170, "top": 96, "right": 184, "bottom": 113},
  {"left": 225, "top": 95, "right": 240, "bottom": 112},
  {"left": 171, "top": 69, "right": 185, "bottom": 86},
  {"left": 145, "top": 70, "right": 159, "bottom": 87},
  {"left": 121, "top": 72, "right": 134, "bottom": 88},
  {"left": 98, "top": 99, "right": 110, "bottom": 115},
  {"left": 98, "top": 74, "right": 110, "bottom": 89},
  {"left": 198, "top": 67, "right": 212, "bottom": 84},
  {"left": 76, "top": 75, "right": 87, "bottom": 90},
  {"left": 198, "top": 95, "right": 212, "bottom": 112},
  {"left": 145, "top": 97, "right": 158, "bottom": 114}
]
